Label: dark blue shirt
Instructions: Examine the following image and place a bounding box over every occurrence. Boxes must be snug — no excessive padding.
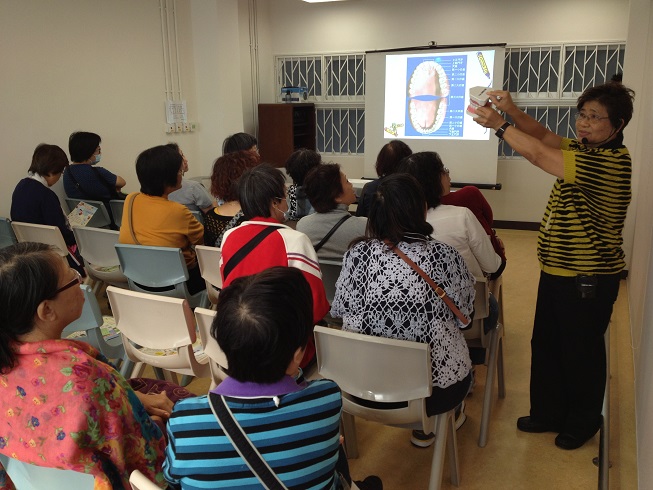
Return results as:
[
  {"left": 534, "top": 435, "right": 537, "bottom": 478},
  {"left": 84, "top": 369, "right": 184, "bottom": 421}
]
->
[{"left": 63, "top": 164, "right": 118, "bottom": 201}]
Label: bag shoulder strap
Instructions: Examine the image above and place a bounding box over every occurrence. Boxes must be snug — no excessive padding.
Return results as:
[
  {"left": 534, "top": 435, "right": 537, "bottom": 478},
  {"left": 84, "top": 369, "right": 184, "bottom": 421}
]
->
[
  {"left": 127, "top": 193, "right": 141, "bottom": 245},
  {"left": 222, "top": 225, "right": 280, "bottom": 282},
  {"left": 66, "top": 165, "right": 97, "bottom": 200},
  {"left": 384, "top": 240, "right": 470, "bottom": 324},
  {"left": 208, "top": 393, "right": 288, "bottom": 490},
  {"left": 314, "top": 214, "right": 351, "bottom": 252}
]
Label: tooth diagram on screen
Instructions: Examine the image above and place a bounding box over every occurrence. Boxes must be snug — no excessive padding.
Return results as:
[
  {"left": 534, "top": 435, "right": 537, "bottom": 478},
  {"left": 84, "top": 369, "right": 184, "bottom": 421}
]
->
[{"left": 407, "top": 61, "right": 450, "bottom": 134}]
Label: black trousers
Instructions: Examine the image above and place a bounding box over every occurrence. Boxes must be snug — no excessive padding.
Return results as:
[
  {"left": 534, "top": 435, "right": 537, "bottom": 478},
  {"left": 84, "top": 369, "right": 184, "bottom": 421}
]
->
[{"left": 529, "top": 271, "right": 620, "bottom": 438}]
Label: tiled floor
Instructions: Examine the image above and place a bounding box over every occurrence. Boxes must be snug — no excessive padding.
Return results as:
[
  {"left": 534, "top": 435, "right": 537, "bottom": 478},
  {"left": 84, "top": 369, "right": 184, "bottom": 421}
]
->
[{"left": 177, "top": 229, "right": 636, "bottom": 489}]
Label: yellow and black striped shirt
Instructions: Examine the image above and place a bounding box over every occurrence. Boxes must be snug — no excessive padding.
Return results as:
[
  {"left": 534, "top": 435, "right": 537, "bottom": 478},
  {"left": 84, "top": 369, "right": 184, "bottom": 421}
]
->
[{"left": 538, "top": 138, "right": 631, "bottom": 276}]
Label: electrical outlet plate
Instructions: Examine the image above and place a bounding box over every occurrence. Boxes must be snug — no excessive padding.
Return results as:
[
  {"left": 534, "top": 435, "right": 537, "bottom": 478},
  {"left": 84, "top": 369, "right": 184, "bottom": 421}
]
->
[
  {"left": 190, "top": 122, "right": 198, "bottom": 131},
  {"left": 175, "top": 122, "right": 184, "bottom": 133},
  {"left": 165, "top": 123, "right": 175, "bottom": 134},
  {"left": 183, "top": 122, "right": 191, "bottom": 132}
]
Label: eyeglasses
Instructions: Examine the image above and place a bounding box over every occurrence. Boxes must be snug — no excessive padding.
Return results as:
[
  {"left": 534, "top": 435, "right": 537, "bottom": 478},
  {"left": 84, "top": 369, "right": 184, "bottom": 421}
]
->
[
  {"left": 443, "top": 167, "right": 450, "bottom": 175},
  {"left": 574, "top": 112, "right": 610, "bottom": 124},
  {"left": 49, "top": 270, "right": 82, "bottom": 298}
]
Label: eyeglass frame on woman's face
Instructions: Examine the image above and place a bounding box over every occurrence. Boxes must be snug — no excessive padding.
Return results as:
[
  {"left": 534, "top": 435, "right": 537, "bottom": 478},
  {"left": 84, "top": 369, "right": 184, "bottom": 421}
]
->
[
  {"left": 48, "top": 269, "right": 82, "bottom": 298},
  {"left": 574, "top": 112, "right": 610, "bottom": 124}
]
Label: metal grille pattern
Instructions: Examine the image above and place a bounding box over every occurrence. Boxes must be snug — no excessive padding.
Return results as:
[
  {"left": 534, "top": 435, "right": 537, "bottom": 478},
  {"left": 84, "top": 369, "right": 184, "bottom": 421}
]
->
[
  {"left": 324, "top": 54, "right": 365, "bottom": 100},
  {"left": 317, "top": 108, "right": 365, "bottom": 154},
  {"left": 277, "top": 56, "right": 323, "bottom": 97}
]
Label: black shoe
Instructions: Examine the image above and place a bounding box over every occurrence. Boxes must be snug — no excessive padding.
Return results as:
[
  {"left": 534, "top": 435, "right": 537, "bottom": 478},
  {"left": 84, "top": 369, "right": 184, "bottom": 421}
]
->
[
  {"left": 555, "top": 431, "right": 596, "bottom": 450},
  {"left": 517, "top": 416, "right": 558, "bottom": 433},
  {"left": 354, "top": 475, "right": 383, "bottom": 490}
]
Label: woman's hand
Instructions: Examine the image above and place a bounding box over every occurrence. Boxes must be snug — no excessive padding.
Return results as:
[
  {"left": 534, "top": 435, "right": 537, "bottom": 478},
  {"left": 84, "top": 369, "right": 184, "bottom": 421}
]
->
[
  {"left": 486, "top": 90, "right": 516, "bottom": 113},
  {"left": 136, "top": 391, "right": 175, "bottom": 420}
]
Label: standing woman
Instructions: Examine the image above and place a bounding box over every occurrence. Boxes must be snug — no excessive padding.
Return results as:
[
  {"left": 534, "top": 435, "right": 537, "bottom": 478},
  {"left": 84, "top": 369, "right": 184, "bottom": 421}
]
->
[
  {"left": 331, "top": 173, "right": 475, "bottom": 447},
  {"left": 10, "top": 144, "right": 85, "bottom": 276},
  {"left": 473, "top": 81, "right": 635, "bottom": 450}
]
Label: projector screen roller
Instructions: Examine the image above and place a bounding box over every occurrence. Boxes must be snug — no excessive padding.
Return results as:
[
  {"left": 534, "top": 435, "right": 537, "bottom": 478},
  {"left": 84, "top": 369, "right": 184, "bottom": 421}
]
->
[{"left": 365, "top": 44, "right": 506, "bottom": 185}]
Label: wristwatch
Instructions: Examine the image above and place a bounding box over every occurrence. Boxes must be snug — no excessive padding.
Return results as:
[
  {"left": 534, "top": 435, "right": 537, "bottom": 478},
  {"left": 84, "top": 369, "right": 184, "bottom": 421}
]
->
[{"left": 495, "top": 122, "right": 512, "bottom": 140}]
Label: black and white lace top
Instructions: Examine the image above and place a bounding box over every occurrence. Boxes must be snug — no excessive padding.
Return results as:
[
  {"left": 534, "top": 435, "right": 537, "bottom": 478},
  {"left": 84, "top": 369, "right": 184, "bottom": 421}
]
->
[{"left": 331, "top": 238, "right": 475, "bottom": 388}]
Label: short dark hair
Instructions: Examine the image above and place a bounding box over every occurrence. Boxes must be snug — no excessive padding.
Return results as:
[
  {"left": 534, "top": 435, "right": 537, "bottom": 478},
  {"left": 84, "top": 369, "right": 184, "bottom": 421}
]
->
[
  {"left": 210, "top": 150, "right": 260, "bottom": 201},
  {"left": 0, "top": 243, "right": 60, "bottom": 373},
  {"left": 212, "top": 267, "right": 313, "bottom": 383},
  {"left": 577, "top": 81, "right": 635, "bottom": 130},
  {"left": 28, "top": 144, "right": 69, "bottom": 176},
  {"left": 68, "top": 132, "right": 101, "bottom": 163},
  {"left": 396, "top": 151, "right": 445, "bottom": 208},
  {"left": 365, "top": 173, "right": 433, "bottom": 245},
  {"left": 135, "top": 145, "right": 182, "bottom": 196},
  {"left": 222, "top": 133, "right": 257, "bottom": 154},
  {"left": 304, "top": 163, "right": 343, "bottom": 213},
  {"left": 285, "top": 148, "right": 322, "bottom": 185},
  {"left": 375, "top": 140, "right": 412, "bottom": 177},
  {"left": 238, "top": 164, "right": 286, "bottom": 220}
]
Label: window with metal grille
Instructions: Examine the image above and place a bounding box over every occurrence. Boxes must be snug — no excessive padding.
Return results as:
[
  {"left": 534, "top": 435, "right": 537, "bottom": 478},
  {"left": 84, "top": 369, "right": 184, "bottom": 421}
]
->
[{"left": 275, "top": 43, "right": 625, "bottom": 157}]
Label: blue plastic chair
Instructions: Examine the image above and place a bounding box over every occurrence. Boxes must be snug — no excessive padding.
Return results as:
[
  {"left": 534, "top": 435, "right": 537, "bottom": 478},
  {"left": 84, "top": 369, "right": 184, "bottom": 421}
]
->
[
  {"left": 0, "top": 217, "right": 17, "bottom": 249},
  {"left": 65, "top": 198, "right": 113, "bottom": 229},
  {"left": 109, "top": 199, "right": 125, "bottom": 228},
  {"left": 0, "top": 454, "right": 94, "bottom": 489}
]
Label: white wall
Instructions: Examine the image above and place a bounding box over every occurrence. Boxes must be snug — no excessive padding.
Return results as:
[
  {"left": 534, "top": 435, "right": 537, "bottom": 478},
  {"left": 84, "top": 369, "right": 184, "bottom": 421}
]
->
[{"left": 250, "top": 0, "right": 627, "bottom": 223}]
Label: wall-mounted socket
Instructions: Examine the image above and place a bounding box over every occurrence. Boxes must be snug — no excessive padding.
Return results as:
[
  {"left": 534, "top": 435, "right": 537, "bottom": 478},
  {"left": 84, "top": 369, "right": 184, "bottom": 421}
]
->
[
  {"left": 175, "top": 122, "right": 184, "bottom": 133},
  {"left": 183, "top": 122, "right": 191, "bottom": 132},
  {"left": 165, "top": 123, "right": 175, "bottom": 134}
]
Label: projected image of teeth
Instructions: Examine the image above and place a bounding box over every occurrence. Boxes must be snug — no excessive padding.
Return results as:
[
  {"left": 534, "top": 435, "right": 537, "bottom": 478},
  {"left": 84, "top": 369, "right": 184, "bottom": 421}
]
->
[{"left": 407, "top": 61, "right": 450, "bottom": 134}]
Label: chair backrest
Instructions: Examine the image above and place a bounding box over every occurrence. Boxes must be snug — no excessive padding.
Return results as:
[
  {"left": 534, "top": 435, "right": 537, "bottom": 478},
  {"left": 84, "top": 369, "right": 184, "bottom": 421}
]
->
[
  {"left": 314, "top": 325, "right": 431, "bottom": 404},
  {"left": 106, "top": 285, "right": 209, "bottom": 378},
  {"left": 319, "top": 260, "right": 343, "bottom": 304},
  {"left": 195, "top": 307, "right": 228, "bottom": 383},
  {"left": 0, "top": 454, "right": 94, "bottom": 489},
  {"left": 10, "top": 221, "right": 68, "bottom": 256},
  {"left": 195, "top": 245, "right": 222, "bottom": 305},
  {"left": 0, "top": 217, "right": 18, "bottom": 249},
  {"left": 115, "top": 243, "right": 189, "bottom": 288},
  {"left": 129, "top": 469, "right": 162, "bottom": 490},
  {"left": 65, "top": 198, "right": 112, "bottom": 229},
  {"left": 109, "top": 200, "right": 125, "bottom": 228},
  {"left": 464, "top": 277, "right": 491, "bottom": 347},
  {"left": 73, "top": 226, "right": 121, "bottom": 268},
  {"left": 190, "top": 210, "right": 204, "bottom": 225}
]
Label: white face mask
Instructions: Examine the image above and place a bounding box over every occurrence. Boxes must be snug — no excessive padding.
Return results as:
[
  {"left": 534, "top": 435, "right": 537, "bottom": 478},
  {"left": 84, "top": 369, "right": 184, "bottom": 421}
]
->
[{"left": 273, "top": 204, "right": 289, "bottom": 222}]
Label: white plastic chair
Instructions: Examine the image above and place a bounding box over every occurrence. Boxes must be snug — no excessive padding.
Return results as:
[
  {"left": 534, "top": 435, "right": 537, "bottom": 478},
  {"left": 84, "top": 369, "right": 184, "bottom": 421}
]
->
[
  {"left": 318, "top": 259, "right": 343, "bottom": 305},
  {"left": 65, "top": 198, "right": 113, "bottom": 229},
  {"left": 61, "top": 284, "right": 134, "bottom": 377},
  {"left": 195, "top": 245, "right": 223, "bottom": 308},
  {"left": 314, "top": 325, "right": 460, "bottom": 490},
  {"left": 0, "top": 217, "right": 17, "bottom": 249},
  {"left": 106, "top": 286, "right": 210, "bottom": 381},
  {"left": 11, "top": 222, "right": 69, "bottom": 257},
  {"left": 115, "top": 244, "right": 209, "bottom": 309},
  {"left": 0, "top": 454, "right": 94, "bottom": 489},
  {"left": 195, "top": 307, "right": 228, "bottom": 388},
  {"left": 72, "top": 226, "right": 127, "bottom": 294},
  {"left": 463, "top": 277, "right": 506, "bottom": 448},
  {"left": 129, "top": 469, "right": 161, "bottom": 490},
  {"left": 109, "top": 199, "right": 125, "bottom": 228}
]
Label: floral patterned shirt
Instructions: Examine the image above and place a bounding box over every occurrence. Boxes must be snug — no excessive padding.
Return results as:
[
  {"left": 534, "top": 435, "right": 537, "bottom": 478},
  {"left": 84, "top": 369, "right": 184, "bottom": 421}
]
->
[{"left": 0, "top": 339, "right": 166, "bottom": 490}]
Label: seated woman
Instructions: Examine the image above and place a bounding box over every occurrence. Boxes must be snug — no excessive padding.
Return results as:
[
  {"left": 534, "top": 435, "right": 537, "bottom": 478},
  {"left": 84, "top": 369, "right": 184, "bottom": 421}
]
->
[
  {"left": 164, "top": 267, "right": 380, "bottom": 490},
  {"left": 440, "top": 178, "right": 506, "bottom": 279},
  {"left": 356, "top": 140, "right": 412, "bottom": 217},
  {"left": 222, "top": 132, "right": 258, "bottom": 155},
  {"left": 331, "top": 173, "right": 475, "bottom": 448},
  {"left": 219, "top": 164, "right": 330, "bottom": 368},
  {"left": 297, "top": 162, "right": 367, "bottom": 260},
  {"left": 167, "top": 143, "right": 216, "bottom": 213},
  {"left": 285, "top": 148, "right": 322, "bottom": 221},
  {"left": 10, "top": 144, "right": 85, "bottom": 276},
  {"left": 397, "top": 152, "right": 502, "bottom": 281},
  {"left": 204, "top": 150, "right": 259, "bottom": 247},
  {"left": 64, "top": 132, "right": 127, "bottom": 227},
  {"left": 0, "top": 243, "right": 171, "bottom": 489},
  {"left": 119, "top": 145, "right": 205, "bottom": 295}
]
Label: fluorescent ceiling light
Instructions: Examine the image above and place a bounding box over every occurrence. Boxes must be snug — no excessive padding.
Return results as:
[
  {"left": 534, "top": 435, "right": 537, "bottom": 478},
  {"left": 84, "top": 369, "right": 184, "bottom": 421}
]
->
[{"left": 302, "top": 0, "right": 348, "bottom": 3}]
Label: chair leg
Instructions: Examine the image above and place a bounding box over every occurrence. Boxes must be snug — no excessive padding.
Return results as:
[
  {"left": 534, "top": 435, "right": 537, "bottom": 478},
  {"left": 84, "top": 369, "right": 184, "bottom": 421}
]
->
[
  {"left": 429, "top": 412, "right": 453, "bottom": 490},
  {"left": 119, "top": 359, "right": 136, "bottom": 378},
  {"left": 497, "top": 333, "right": 506, "bottom": 399},
  {"left": 153, "top": 367, "right": 166, "bottom": 380},
  {"left": 180, "top": 375, "right": 194, "bottom": 386},
  {"left": 129, "top": 361, "right": 146, "bottom": 379},
  {"left": 341, "top": 412, "right": 359, "bottom": 459},
  {"left": 479, "top": 328, "right": 501, "bottom": 448},
  {"left": 446, "top": 410, "right": 460, "bottom": 487}
]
